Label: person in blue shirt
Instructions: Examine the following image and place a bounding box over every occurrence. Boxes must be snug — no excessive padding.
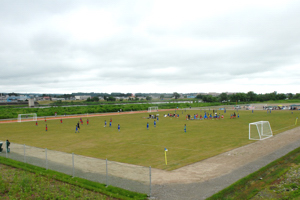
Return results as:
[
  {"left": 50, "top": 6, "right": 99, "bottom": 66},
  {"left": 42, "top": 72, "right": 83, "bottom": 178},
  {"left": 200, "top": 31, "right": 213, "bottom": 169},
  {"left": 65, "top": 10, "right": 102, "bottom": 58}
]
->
[
  {"left": 75, "top": 125, "right": 79, "bottom": 133},
  {"left": 118, "top": 124, "right": 120, "bottom": 132},
  {"left": 184, "top": 124, "right": 186, "bottom": 133},
  {"left": 104, "top": 120, "right": 107, "bottom": 127},
  {"left": 109, "top": 121, "right": 112, "bottom": 127},
  {"left": 154, "top": 120, "right": 156, "bottom": 127},
  {"left": 147, "top": 122, "right": 149, "bottom": 130}
]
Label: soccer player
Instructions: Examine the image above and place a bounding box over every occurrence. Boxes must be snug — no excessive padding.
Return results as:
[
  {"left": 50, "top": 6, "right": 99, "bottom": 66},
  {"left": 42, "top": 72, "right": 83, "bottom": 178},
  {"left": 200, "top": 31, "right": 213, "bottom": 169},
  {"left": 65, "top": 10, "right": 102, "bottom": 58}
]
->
[
  {"left": 87, "top": 119, "right": 89, "bottom": 125},
  {"left": 157, "top": 116, "right": 159, "bottom": 121},
  {"left": 118, "top": 124, "right": 120, "bottom": 132},
  {"left": 104, "top": 120, "right": 107, "bottom": 127},
  {"left": 154, "top": 120, "right": 156, "bottom": 127},
  {"left": 60, "top": 119, "right": 62, "bottom": 123},
  {"left": 36, "top": 121, "right": 38, "bottom": 126},
  {"left": 45, "top": 124, "right": 48, "bottom": 131},
  {"left": 184, "top": 124, "right": 186, "bottom": 133},
  {"left": 147, "top": 122, "right": 149, "bottom": 130},
  {"left": 75, "top": 125, "right": 79, "bottom": 133},
  {"left": 44, "top": 117, "right": 47, "bottom": 122},
  {"left": 77, "top": 122, "right": 80, "bottom": 130},
  {"left": 109, "top": 121, "right": 112, "bottom": 127}
]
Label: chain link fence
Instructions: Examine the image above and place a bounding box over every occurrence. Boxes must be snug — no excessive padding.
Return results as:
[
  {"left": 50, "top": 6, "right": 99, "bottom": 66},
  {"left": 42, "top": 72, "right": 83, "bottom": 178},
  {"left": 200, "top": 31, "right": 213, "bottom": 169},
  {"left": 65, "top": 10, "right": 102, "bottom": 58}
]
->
[{"left": 0, "top": 142, "right": 151, "bottom": 196}]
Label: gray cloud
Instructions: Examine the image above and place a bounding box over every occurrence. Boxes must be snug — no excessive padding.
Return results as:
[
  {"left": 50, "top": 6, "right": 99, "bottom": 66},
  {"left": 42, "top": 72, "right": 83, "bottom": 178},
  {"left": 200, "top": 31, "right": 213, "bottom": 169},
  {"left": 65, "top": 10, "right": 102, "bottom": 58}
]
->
[{"left": 0, "top": 0, "right": 299, "bottom": 94}]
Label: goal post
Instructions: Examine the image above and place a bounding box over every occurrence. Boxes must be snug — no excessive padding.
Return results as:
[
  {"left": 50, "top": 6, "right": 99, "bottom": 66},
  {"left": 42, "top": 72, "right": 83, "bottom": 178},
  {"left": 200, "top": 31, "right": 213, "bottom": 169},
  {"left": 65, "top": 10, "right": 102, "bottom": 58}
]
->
[
  {"left": 249, "top": 121, "right": 273, "bottom": 140},
  {"left": 18, "top": 113, "right": 37, "bottom": 122},
  {"left": 148, "top": 107, "right": 158, "bottom": 112}
]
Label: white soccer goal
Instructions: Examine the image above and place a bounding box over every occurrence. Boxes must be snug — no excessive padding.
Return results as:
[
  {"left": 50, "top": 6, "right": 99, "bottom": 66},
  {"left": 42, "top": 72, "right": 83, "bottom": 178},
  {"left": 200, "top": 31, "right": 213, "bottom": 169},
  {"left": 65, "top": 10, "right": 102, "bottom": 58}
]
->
[
  {"left": 18, "top": 113, "right": 37, "bottom": 122},
  {"left": 249, "top": 121, "right": 273, "bottom": 140},
  {"left": 148, "top": 106, "right": 158, "bottom": 112}
]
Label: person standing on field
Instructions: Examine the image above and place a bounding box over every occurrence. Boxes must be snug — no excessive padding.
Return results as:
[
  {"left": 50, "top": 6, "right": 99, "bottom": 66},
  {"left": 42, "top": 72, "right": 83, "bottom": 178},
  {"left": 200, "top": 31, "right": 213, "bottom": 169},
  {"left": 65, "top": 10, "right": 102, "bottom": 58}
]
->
[
  {"left": 104, "top": 120, "right": 107, "bottom": 127},
  {"left": 147, "top": 122, "right": 149, "bottom": 130},
  {"left": 87, "top": 119, "right": 89, "bottom": 125},
  {"left": 45, "top": 124, "right": 48, "bottom": 131},
  {"left": 184, "top": 124, "right": 186, "bottom": 133},
  {"left": 6, "top": 140, "right": 10, "bottom": 153},
  {"left": 118, "top": 124, "right": 120, "bottom": 132},
  {"left": 154, "top": 120, "right": 156, "bottom": 127}
]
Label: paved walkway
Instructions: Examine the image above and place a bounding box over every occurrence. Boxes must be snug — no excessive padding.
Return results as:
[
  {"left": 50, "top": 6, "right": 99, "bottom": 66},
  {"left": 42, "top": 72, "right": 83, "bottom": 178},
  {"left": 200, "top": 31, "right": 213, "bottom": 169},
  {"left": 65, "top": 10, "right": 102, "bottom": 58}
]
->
[{"left": 151, "top": 126, "right": 300, "bottom": 199}]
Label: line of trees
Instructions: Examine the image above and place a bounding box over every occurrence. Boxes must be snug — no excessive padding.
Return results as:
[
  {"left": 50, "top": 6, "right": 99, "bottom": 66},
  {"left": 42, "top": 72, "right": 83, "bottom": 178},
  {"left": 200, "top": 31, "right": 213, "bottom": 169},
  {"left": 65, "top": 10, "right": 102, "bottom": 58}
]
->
[{"left": 196, "top": 91, "right": 300, "bottom": 103}]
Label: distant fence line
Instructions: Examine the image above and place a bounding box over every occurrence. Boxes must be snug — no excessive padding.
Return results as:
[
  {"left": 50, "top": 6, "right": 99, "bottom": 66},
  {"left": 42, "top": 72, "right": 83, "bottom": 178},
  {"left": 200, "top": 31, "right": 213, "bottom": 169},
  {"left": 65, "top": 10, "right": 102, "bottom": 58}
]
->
[{"left": 0, "top": 142, "right": 151, "bottom": 196}]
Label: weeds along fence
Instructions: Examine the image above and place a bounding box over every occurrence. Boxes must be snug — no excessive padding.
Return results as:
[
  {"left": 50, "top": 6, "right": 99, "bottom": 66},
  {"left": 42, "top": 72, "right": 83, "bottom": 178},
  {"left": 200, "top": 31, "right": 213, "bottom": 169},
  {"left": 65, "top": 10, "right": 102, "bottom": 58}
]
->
[{"left": 0, "top": 142, "right": 151, "bottom": 196}]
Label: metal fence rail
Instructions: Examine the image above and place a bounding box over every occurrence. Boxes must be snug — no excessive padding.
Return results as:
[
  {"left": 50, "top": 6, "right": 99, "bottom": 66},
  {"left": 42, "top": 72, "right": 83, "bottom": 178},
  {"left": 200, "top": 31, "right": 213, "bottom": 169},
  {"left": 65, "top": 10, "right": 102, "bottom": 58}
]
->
[{"left": 0, "top": 142, "right": 151, "bottom": 196}]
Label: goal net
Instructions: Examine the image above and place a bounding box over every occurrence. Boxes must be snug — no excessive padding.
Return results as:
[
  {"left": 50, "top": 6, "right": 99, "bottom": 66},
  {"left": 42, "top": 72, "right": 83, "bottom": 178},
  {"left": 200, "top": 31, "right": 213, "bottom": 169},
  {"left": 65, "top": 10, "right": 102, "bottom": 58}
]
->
[
  {"left": 148, "top": 106, "right": 158, "bottom": 112},
  {"left": 18, "top": 113, "right": 37, "bottom": 122},
  {"left": 249, "top": 121, "right": 273, "bottom": 140}
]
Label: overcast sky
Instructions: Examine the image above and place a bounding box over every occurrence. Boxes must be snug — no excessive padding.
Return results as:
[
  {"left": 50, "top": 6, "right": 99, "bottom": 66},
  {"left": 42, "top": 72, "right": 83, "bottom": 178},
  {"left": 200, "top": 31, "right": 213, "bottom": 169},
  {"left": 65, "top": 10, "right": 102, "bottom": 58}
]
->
[{"left": 0, "top": 0, "right": 299, "bottom": 94}]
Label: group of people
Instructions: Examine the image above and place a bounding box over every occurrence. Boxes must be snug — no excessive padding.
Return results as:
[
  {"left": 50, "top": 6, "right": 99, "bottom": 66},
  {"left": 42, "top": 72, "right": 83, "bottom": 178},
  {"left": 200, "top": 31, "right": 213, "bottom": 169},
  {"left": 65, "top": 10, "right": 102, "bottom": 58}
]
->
[
  {"left": 146, "top": 120, "right": 157, "bottom": 130},
  {"left": 148, "top": 114, "right": 159, "bottom": 119},
  {"left": 75, "top": 118, "right": 90, "bottom": 133},
  {"left": 185, "top": 112, "right": 224, "bottom": 120},
  {"left": 230, "top": 112, "right": 239, "bottom": 119},
  {"left": 164, "top": 113, "right": 178, "bottom": 118},
  {"left": 0, "top": 139, "right": 10, "bottom": 153},
  {"left": 104, "top": 118, "right": 120, "bottom": 131}
]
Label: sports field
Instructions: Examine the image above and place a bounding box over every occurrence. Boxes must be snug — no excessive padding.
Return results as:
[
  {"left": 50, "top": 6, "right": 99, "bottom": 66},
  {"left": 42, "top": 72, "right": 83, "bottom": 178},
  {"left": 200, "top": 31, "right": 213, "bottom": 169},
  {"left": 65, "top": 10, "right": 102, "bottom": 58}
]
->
[{"left": 0, "top": 109, "right": 298, "bottom": 170}]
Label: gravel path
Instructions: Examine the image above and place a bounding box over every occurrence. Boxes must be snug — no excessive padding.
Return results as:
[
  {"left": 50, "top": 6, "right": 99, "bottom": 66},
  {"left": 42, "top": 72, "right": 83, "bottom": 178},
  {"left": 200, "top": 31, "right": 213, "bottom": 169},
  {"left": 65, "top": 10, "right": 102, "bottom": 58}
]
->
[{"left": 151, "top": 126, "right": 300, "bottom": 199}]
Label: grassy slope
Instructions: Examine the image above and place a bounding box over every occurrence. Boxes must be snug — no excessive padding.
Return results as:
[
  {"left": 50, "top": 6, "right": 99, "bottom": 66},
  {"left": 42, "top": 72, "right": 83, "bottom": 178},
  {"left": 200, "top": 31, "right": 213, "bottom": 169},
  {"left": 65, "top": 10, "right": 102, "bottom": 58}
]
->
[
  {"left": 0, "top": 157, "right": 147, "bottom": 199},
  {"left": 207, "top": 147, "right": 300, "bottom": 200},
  {"left": 0, "top": 109, "right": 299, "bottom": 170}
]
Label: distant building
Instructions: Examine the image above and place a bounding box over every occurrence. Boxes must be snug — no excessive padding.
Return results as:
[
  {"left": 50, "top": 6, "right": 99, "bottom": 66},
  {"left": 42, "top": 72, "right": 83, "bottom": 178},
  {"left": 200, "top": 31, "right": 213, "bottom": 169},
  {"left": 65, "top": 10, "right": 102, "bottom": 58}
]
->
[
  {"left": 43, "top": 96, "right": 51, "bottom": 101},
  {"left": 75, "top": 96, "right": 91, "bottom": 100},
  {"left": 51, "top": 98, "right": 66, "bottom": 101}
]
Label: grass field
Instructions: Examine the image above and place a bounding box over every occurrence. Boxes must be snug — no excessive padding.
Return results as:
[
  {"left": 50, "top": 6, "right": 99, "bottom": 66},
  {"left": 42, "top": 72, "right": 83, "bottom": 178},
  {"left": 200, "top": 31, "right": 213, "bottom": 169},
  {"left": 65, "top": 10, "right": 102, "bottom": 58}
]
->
[{"left": 0, "top": 109, "right": 299, "bottom": 170}]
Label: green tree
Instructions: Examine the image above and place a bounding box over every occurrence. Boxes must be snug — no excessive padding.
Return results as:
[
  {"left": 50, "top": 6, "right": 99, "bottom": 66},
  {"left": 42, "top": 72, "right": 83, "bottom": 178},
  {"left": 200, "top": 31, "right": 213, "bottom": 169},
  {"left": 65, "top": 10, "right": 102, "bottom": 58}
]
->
[
  {"left": 91, "top": 97, "right": 99, "bottom": 102},
  {"left": 146, "top": 96, "right": 152, "bottom": 101},
  {"left": 107, "top": 96, "right": 116, "bottom": 101},
  {"left": 219, "top": 93, "right": 228, "bottom": 102},
  {"left": 173, "top": 92, "right": 180, "bottom": 99},
  {"left": 247, "top": 91, "right": 257, "bottom": 101}
]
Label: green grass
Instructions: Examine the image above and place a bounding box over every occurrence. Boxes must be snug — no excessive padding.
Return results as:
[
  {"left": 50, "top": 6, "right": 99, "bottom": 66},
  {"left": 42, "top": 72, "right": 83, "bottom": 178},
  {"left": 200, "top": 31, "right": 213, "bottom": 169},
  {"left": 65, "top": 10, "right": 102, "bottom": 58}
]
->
[
  {"left": 207, "top": 146, "right": 300, "bottom": 200},
  {"left": 0, "top": 109, "right": 299, "bottom": 170},
  {"left": 0, "top": 157, "right": 147, "bottom": 199}
]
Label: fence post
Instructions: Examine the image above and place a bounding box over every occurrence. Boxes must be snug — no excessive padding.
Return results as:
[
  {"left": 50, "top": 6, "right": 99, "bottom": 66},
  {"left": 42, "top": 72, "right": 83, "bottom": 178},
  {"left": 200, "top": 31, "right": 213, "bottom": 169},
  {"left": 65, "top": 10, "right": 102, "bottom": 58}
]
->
[
  {"left": 45, "top": 148, "right": 48, "bottom": 170},
  {"left": 149, "top": 166, "right": 152, "bottom": 198},
  {"left": 5, "top": 143, "right": 7, "bottom": 158},
  {"left": 24, "top": 144, "right": 26, "bottom": 163},
  {"left": 106, "top": 158, "right": 108, "bottom": 186},
  {"left": 72, "top": 153, "right": 74, "bottom": 178}
]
